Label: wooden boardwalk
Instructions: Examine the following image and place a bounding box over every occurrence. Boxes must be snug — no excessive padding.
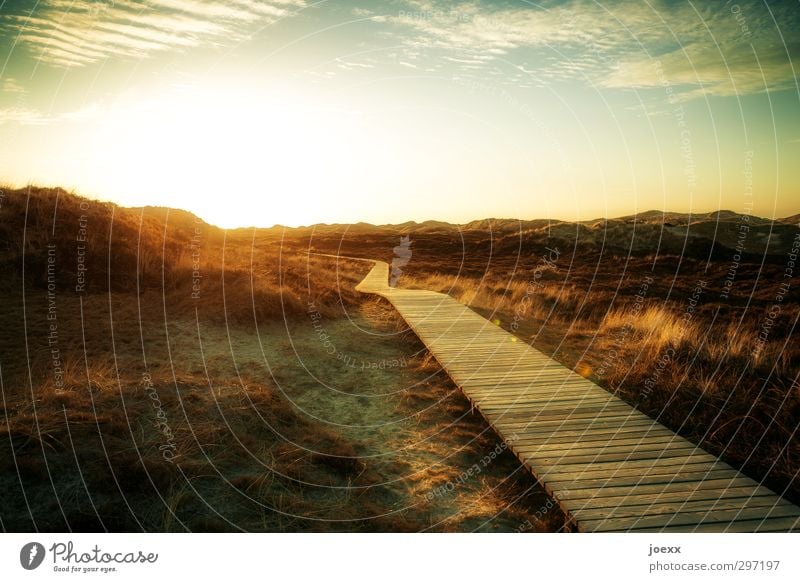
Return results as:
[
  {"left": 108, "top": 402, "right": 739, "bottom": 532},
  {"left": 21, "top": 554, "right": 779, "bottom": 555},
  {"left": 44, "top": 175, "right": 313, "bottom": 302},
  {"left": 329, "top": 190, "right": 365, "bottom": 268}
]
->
[{"left": 354, "top": 259, "right": 800, "bottom": 532}]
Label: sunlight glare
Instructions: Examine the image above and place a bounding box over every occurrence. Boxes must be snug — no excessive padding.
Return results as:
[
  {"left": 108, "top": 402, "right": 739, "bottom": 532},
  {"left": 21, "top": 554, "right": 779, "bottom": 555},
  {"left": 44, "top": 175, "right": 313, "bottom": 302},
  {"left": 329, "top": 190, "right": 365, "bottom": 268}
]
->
[{"left": 89, "top": 86, "right": 367, "bottom": 227}]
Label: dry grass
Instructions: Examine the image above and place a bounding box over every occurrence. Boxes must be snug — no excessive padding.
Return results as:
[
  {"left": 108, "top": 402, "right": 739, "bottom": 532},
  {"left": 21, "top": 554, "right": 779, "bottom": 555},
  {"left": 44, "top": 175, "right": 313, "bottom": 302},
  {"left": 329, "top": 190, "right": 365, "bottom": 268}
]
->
[{"left": 0, "top": 186, "right": 567, "bottom": 532}]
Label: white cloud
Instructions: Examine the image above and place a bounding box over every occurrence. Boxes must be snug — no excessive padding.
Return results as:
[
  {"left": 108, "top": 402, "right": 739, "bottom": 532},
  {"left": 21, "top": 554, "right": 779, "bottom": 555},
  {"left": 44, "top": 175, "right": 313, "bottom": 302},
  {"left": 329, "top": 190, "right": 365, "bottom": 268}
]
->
[
  {"left": 0, "top": 107, "right": 45, "bottom": 125},
  {"left": 0, "top": 102, "right": 103, "bottom": 126},
  {"left": 4, "top": 0, "right": 307, "bottom": 68},
  {"left": 387, "top": 0, "right": 799, "bottom": 99},
  {"left": 2, "top": 78, "right": 27, "bottom": 94}
]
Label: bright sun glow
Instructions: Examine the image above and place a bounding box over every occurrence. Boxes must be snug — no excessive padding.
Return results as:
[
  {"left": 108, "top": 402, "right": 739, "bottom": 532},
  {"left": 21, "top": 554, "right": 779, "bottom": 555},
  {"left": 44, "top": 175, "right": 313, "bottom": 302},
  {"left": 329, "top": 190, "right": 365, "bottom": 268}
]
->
[
  {"left": 78, "top": 86, "right": 370, "bottom": 227},
  {"left": 58, "top": 82, "right": 542, "bottom": 227}
]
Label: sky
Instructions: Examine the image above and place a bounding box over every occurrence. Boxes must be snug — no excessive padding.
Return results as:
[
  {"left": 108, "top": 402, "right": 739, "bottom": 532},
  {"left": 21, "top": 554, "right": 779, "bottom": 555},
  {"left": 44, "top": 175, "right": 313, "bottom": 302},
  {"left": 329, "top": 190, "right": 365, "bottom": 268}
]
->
[{"left": 0, "top": 0, "right": 798, "bottom": 227}]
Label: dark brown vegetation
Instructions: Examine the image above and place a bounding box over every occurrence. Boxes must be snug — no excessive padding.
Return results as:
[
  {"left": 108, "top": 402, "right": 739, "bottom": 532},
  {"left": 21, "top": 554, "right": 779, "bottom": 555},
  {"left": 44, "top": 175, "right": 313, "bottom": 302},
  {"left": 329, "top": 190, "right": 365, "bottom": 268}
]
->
[
  {"left": 0, "top": 186, "right": 566, "bottom": 532},
  {"left": 294, "top": 213, "right": 800, "bottom": 504}
]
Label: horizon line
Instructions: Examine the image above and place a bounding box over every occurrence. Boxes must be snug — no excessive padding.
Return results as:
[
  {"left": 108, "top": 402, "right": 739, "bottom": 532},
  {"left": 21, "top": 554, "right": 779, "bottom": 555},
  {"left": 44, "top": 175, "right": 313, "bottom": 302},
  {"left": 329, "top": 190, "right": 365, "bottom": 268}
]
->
[{"left": 4, "top": 182, "right": 800, "bottom": 231}]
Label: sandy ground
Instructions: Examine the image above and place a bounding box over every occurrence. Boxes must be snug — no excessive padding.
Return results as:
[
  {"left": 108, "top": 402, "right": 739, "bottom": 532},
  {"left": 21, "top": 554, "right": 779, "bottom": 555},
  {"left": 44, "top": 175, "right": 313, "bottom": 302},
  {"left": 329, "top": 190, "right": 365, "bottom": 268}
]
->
[{"left": 160, "top": 298, "right": 566, "bottom": 531}]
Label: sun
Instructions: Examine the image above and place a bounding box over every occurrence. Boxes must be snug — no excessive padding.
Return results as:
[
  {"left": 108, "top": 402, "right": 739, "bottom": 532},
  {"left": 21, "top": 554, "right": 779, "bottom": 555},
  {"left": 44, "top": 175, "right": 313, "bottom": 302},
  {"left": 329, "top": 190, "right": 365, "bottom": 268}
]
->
[{"left": 80, "top": 84, "right": 366, "bottom": 227}]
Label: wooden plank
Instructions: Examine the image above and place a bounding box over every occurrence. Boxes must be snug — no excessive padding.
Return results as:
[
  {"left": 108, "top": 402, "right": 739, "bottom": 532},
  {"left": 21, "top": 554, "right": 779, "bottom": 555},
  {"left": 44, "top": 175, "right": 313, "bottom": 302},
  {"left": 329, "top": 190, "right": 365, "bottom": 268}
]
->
[
  {"left": 453, "top": 368, "right": 583, "bottom": 378},
  {"left": 479, "top": 407, "right": 636, "bottom": 421},
  {"left": 546, "top": 469, "right": 744, "bottom": 489},
  {"left": 476, "top": 398, "right": 615, "bottom": 410},
  {"left": 517, "top": 437, "right": 698, "bottom": 456},
  {"left": 581, "top": 505, "right": 800, "bottom": 532},
  {"left": 495, "top": 418, "right": 658, "bottom": 434},
  {"left": 512, "top": 431, "right": 680, "bottom": 447},
  {"left": 467, "top": 385, "right": 605, "bottom": 397},
  {"left": 478, "top": 403, "right": 635, "bottom": 417},
  {"left": 500, "top": 421, "right": 668, "bottom": 438},
  {"left": 494, "top": 411, "right": 654, "bottom": 426},
  {"left": 537, "top": 461, "right": 735, "bottom": 483},
  {"left": 532, "top": 454, "right": 721, "bottom": 476},
  {"left": 574, "top": 496, "right": 800, "bottom": 520},
  {"left": 521, "top": 445, "right": 705, "bottom": 466},
  {"left": 565, "top": 476, "right": 759, "bottom": 499},
  {"left": 477, "top": 394, "right": 623, "bottom": 406},
  {"left": 473, "top": 393, "right": 611, "bottom": 404},
  {"left": 567, "top": 485, "right": 781, "bottom": 508},
  {"left": 633, "top": 516, "right": 800, "bottom": 532}
]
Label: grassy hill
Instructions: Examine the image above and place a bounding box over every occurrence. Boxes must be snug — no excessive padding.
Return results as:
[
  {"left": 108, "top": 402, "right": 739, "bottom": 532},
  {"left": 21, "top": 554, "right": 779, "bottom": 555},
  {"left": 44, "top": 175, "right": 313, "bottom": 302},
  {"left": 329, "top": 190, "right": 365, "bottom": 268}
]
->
[{"left": 0, "top": 186, "right": 564, "bottom": 532}]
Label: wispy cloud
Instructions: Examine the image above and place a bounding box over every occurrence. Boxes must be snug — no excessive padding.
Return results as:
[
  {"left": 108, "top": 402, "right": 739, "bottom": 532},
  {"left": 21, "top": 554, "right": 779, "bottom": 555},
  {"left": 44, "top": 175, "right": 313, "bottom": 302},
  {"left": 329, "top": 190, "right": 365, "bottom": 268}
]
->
[
  {"left": 0, "top": 107, "right": 45, "bottom": 125},
  {"left": 4, "top": 0, "right": 306, "bottom": 68},
  {"left": 2, "top": 77, "right": 27, "bottom": 94},
  {"left": 0, "top": 102, "right": 101, "bottom": 125},
  {"left": 384, "top": 0, "right": 800, "bottom": 99},
  {"left": 602, "top": 2, "right": 800, "bottom": 99}
]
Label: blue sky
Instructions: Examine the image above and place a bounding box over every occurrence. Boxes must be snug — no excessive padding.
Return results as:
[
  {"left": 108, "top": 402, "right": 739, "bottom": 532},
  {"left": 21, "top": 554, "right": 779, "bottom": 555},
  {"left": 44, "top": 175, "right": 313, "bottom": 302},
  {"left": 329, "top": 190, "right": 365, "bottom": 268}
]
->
[{"left": 1, "top": 0, "right": 798, "bottom": 226}]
